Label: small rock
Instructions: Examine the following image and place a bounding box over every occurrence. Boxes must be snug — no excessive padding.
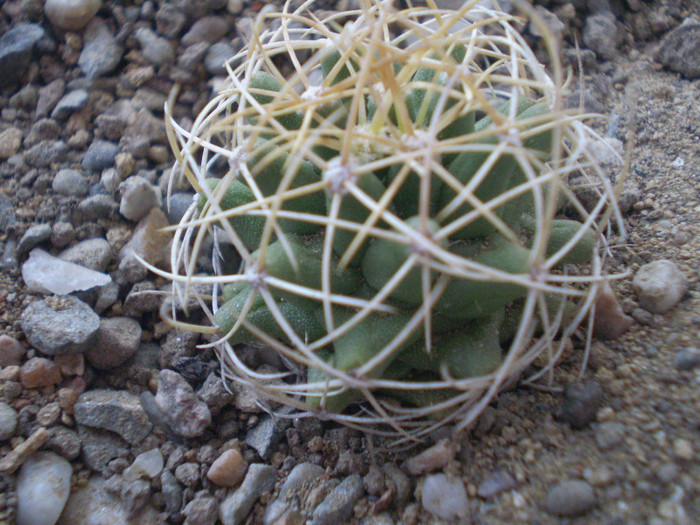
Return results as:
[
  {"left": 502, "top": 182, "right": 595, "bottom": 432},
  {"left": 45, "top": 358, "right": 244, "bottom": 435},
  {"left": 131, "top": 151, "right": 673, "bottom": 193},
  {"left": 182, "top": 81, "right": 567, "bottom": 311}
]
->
[
  {"left": 120, "top": 478, "right": 151, "bottom": 514},
  {"left": 161, "top": 469, "right": 183, "bottom": 518},
  {"left": 76, "top": 194, "right": 119, "bottom": 222},
  {"left": 45, "top": 426, "right": 81, "bottom": 460},
  {"left": 74, "top": 389, "right": 152, "bottom": 445},
  {"left": 184, "top": 497, "right": 219, "bottom": 525},
  {"left": 477, "top": 470, "right": 518, "bottom": 499},
  {"left": 20, "top": 357, "right": 62, "bottom": 388},
  {"left": 79, "top": 18, "right": 124, "bottom": 79},
  {"left": 207, "top": 449, "right": 248, "bottom": 487},
  {"left": 421, "top": 473, "right": 468, "bottom": 521},
  {"left": 135, "top": 27, "right": 175, "bottom": 66},
  {"left": 16, "top": 451, "right": 72, "bottom": 525},
  {"left": 17, "top": 224, "right": 52, "bottom": 254},
  {"left": 155, "top": 3, "right": 187, "bottom": 39},
  {"left": 382, "top": 463, "right": 410, "bottom": 506},
  {"left": 556, "top": 381, "right": 604, "bottom": 429},
  {"left": 582, "top": 12, "right": 618, "bottom": 60},
  {"left": 53, "top": 168, "right": 89, "bottom": 197},
  {"left": 657, "top": 18, "right": 700, "bottom": 79},
  {"left": 0, "top": 194, "right": 17, "bottom": 234},
  {"left": 594, "top": 422, "right": 626, "bottom": 450},
  {"left": 24, "top": 140, "right": 67, "bottom": 167},
  {"left": 36, "top": 79, "right": 66, "bottom": 119},
  {"left": 51, "top": 222, "right": 76, "bottom": 248},
  {"left": 543, "top": 480, "right": 597, "bottom": 516},
  {"left": 593, "top": 283, "right": 633, "bottom": 339},
  {"left": 0, "top": 334, "right": 26, "bottom": 367},
  {"left": 197, "top": 372, "right": 234, "bottom": 416},
  {"left": 59, "top": 238, "right": 113, "bottom": 272},
  {"left": 155, "top": 369, "right": 211, "bottom": 439},
  {"left": 0, "top": 127, "right": 23, "bottom": 159},
  {"left": 0, "top": 24, "right": 45, "bottom": 88},
  {"left": 51, "top": 89, "right": 90, "bottom": 120},
  {"left": 120, "top": 175, "right": 162, "bottom": 221},
  {"left": 312, "top": 474, "right": 365, "bottom": 525},
  {"left": 264, "top": 462, "right": 325, "bottom": 524},
  {"left": 45, "top": 0, "right": 101, "bottom": 31},
  {"left": 672, "top": 438, "right": 694, "bottom": 461},
  {"left": 0, "top": 427, "right": 49, "bottom": 474},
  {"left": 82, "top": 140, "right": 120, "bottom": 172},
  {"left": 0, "top": 402, "right": 18, "bottom": 440},
  {"left": 245, "top": 408, "right": 293, "bottom": 461},
  {"left": 402, "top": 439, "right": 456, "bottom": 476},
  {"left": 77, "top": 426, "right": 128, "bottom": 471},
  {"left": 118, "top": 207, "right": 172, "bottom": 283},
  {"left": 175, "top": 462, "right": 201, "bottom": 487},
  {"left": 182, "top": 16, "right": 230, "bottom": 46},
  {"left": 204, "top": 42, "right": 236, "bottom": 75},
  {"left": 123, "top": 448, "right": 164, "bottom": 481},
  {"left": 86, "top": 317, "right": 142, "bottom": 369},
  {"left": 633, "top": 260, "right": 688, "bottom": 314},
  {"left": 25, "top": 117, "right": 61, "bottom": 147},
  {"left": 54, "top": 354, "right": 84, "bottom": 376},
  {"left": 220, "top": 464, "right": 278, "bottom": 525},
  {"left": 178, "top": 42, "right": 210, "bottom": 70},
  {"left": 22, "top": 248, "right": 112, "bottom": 295},
  {"left": 674, "top": 347, "right": 700, "bottom": 371}
]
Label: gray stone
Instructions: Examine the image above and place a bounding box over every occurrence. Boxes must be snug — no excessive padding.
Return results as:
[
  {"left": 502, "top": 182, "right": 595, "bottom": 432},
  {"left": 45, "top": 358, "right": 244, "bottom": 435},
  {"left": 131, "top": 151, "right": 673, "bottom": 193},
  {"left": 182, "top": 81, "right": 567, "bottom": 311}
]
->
[
  {"left": 421, "top": 473, "right": 468, "bottom": 521},
  {"left": 155, "top": 3, "right": 187, "bottom": 39},
  {"left": 25, "top": 116, "right": 61, "bottom": 146},
  {"left": 204, "top": 42, "right": 236, "bottom": 75},
  {"left": 76, "top": 194, "right": 119, "bottom": 222},
  {"left": 245, "top": 408, "right": 293, "bottom": 461},
  {"left": 45, "top": 426, "right": 81, "bottom": 460},
  {"left": 79, "top": 18, "right": 124, "bottom": 79},
  {"left": 174, "top": 462, "right": 200, "bottom": 487},
  {"left": 121, "top": 478, "right": 151, "bottom": 514},
  {"left": 118, "top": 207, "right": 171, "bottom": 283},
  {"left": 0, "top": 194, "right": 17, "bottom": 234},
  {"left": 556, "top": 381, "right": 603, "bottom": 429},
  {"left": 59, "top": 238, "right": 112, "bottom": 272},
  {"left": 21, "top": 296, "right": 100, "bottom": 355},
  {"left": 95, "top": 281, "right": 120, "bottom": 314},
  {"left": 164, "top": 192, "right": 195, "bottom": 224},
  {"left": 51, "top": 222, "right": 75, "bottom": 248},
  {"left": 197, "top": 372, "right": 234, "bottom": 416},
  {"left": 53, "top": 168, "right": 89, "bottom": 197},
  {"left": 594, "top": 422, "right": 626, "bottom": 450},
  {"left": 37, "top": 79, "right": 67, "bottom": 118},
  {"left": 184, "top": 497, "right": 218, "bottom": 525},
  {"left": 178, "top": 42, "right": 209, "bottom": 70},
  {"left": 0, "top": 402, "right": 18, "bottom": 441},
  {"left": 220, "top": 464, "right": 278, "bottom": 525},
  {"left": 51, "top": 89, "right": 89, "bottom": 120},
  {"left": 135, "top": 27, "right": 175, "bottom": 67},
  {"left": 674, "top": 347, "right": 700, "bottom": 371},
  {"left": 633, "top": 260, "right": 688, "bottom": 314},
  {"left": 82, "top": 140, "right": 119, "bottom": 172},
  {"left": 86, "top": 317, "right": 142, "bottom": 370},
  {"left": 77, "top": 425, "right": 130, "bottom": 471},
  {"left": 0, "top": 24, "right": 45, "bottom": 88},
  {"left": 160, "top": 469, "right": 184, "bottom": 518},
  {"left": 657, "top": 18, "right": 700, "bottom": 79},
  {"left": 182, "top": 16, "right": 229, "bottom": 46},
  {"left": 0, "top": 127, "right": 23, "bottom": 159},
  {"left": 476, "top": 470, "right": 518, "bottom": 499},
  {"left": 582, "top": 13, "right": 618, "bottom": 61},
  {"left": 74, "top": 389, "right": 152, "bottom": 445},
  {"left": 264, "top": 462, "right": 325, "bottom": 523},
  {"left": 155, "top": 370, "right": 211, "bottom": 439},
  {"left": 120, "top": 175, "right": 162, "bottom": 221},
  {"left": 312, "top": 474, "right": 365, "bottom": 525},
  {"left": 17, "top": 223, "right": 52, "bottom": 254},
  {"left": 543, "top": 480, "right": 597, "bottom": 516},
  {"left": 25, "top": 140, "right": 67, "bottom": 167}
]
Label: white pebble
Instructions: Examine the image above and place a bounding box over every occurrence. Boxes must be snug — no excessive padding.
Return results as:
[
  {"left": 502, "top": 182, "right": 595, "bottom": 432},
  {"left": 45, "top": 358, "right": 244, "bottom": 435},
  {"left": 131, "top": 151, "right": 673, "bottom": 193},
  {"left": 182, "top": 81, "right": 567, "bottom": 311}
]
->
[
  {"left": 16, "top": 451, "right": 72, "bottom": 525},
  {"left": 45, "top": 0, "right": 101, "bottom": 31},
  {"left": 633, "top": 259, "right": 688, "bottom": 314},
  {"left": 421, "top": 473, "right": 468, "bottom": 520},
  {"left": 122, "top": 448, "right": 164, "bottom": 481}
]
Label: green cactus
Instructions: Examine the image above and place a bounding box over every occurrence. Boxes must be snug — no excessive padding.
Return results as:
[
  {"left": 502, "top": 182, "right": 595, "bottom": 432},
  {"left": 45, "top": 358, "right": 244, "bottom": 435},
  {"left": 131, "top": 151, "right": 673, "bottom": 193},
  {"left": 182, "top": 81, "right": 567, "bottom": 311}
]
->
[{"left": 165, "top": 0, "right": 621, "bottom": 436}]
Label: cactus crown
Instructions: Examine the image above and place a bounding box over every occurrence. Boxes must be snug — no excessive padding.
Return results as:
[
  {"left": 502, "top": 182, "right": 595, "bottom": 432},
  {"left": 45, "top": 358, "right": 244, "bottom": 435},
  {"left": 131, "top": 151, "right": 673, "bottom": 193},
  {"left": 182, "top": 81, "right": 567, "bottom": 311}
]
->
[{"left": 161, "top": 0, "right": 622, "bottom": 442}]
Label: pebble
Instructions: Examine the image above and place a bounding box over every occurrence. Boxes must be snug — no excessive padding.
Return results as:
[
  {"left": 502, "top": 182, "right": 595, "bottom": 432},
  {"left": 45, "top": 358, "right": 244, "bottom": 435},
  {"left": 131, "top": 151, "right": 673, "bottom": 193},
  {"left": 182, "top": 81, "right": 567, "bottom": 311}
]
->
[
  {"left": 161, "top": 469, "right": 184, "bottom": 518},
  {"left": 16, "top": 451, "right": 72, "bottom": 525},
  {"left": 633, "top": 260, "right": 688, "bottom": 314},
  {"left": 543, "top": 480, "right": 597, "bottom": 516},
  {"left": 76, "top": 194, "right": 119, "bottom": 222},
  {"left": 312, "top": 474, "right": 365, "bottom": 525},
  {"left": 82, "top": 140, "right": 120, "bottom": 172},
  {"left": 74, "top": 389, "right": 152, "bottom": 445},
  {"left": 421, "top": 473, "right": 468, "bottom": 521},
  {"left": 0, "top": 127, "right": 23, "bottom": 159},
  {"left": 556, "top": 381, "right": 604, "bottom": 429},
  {"left": 21, "top": 295, "right": 101, "bottom": 355},
  {"left": 0, "top": 23, "right": 46, "bottom": 88},
  {"left": 207, "top": 449, "right": 248, "bottom": 487},
  {"left": 119, "top": 175, "right": 162, "bottom": 221},
  {"left": 476, "top": 469, "right": 518, "bottom": 499},
  {"left": 24, "top": 140, "right": 68, "bottom": 167},
  {"left": 592, "top": 283, "right": 633, "bottom": 340},
  {"left": 657, "top": 18, "right": 700, "bottom": 79},
  {"left": 197, "top": 372, "right": 235, "bottom": 416},
  {"left": 26, "top": 117, "right": 61, "bottom": 147},
  {"left": 178, "top": 42, "right": 210, "bottom": 70},
  {"left": 45, "top": 426, "right": 81, "bottom": 460},
  {"left": 175, "top": 462, "right": 201, "bottom": 487},
  {"left": 594, "top": 421, "right": 626, "bottom": 450},
  {"left": 0, "top": 402, "right": 18, "bottom": 440},
  {"left": 184, "top": 497, "right": 219, "bottom": 525},
  {"left": 220, "top": 464, "right": 278, "bottom": 525},
  {"left": 20, "top": 357, "right": 62, "bottom": 388},
  {"left": 44, "top": 0, "right": 101, "bottom": 30},
  {"left": 123, "top": 448, "right": 164, "bottom": 481},
  {"left": 134, "top": 27, "right": 175, "bottom": 66},
  {"left": 79, "top": 18, "right": 124, "bottom": 79},
  {"left": 155, "top": 3, "right": 187, "bottom": 39},
  {"left": 182, "top": 16, "right": 230, "bottom": 46},
  {"left": 51, "top": 89, "right": 90, "bottom": 120},
  {"left": 53, "top": 168, "right": 89, "bottom": 197},
  {"left": 22, "top": 248, "right": 111, "bottom": 295},
  {"left": 264, "top": 462, "right": 325, "bottom": 523},
  {"left": 17, "top": 223, "right": 52, "bottom": 254},
  {"left": 0, "top": 334, "right": 26, "bottom": 367},
  {"left": 582, "top": 12, "right": 617, "bottom": 60},
  {"left": 0, "top": 193, "right": 17, "bottom": 233},
  {"left": 672, "top": 438, "right": 694, "bottom": 461},
  {"left": 245, "top": 408, "right": 293, "bottom": 461},
  {"left": 155, "top": 369, "right": 212, "bottom": 439},
  {"left": 118, "top": 207, "right": 172, "bottom": 282},
  {"left": 51, "top": 221, "right": 76, "bottom": 248},
  {"left": 36, "top": 79, "right": 66, "bottom": 118},
  {"left": 674, "top": 347, "right": 700, "bottom": 371},
  {"left": 204, "top": 42, "right": 237, "bottom": 75},
  {"left": 59, "top": 238, "right": 113, "bottom": 272},
  {"left": 402, "top": 439, "right": 457, "bottom": 476},
  {"left": 164, "top": 194, "right": 195, "bottom": 225},
  {"left": 86, "top": 317, "right": 142, "bottom": 369},
  {"left": 0, "top": 427, "right": 49, "bottom": 474}
]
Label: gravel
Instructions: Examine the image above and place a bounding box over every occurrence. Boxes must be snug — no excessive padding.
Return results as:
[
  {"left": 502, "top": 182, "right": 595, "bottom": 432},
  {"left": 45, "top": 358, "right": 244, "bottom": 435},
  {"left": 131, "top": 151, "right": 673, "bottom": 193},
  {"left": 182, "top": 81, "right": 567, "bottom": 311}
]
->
[{"left": 543, "top": 480, "right": 597, "bottom": 516}]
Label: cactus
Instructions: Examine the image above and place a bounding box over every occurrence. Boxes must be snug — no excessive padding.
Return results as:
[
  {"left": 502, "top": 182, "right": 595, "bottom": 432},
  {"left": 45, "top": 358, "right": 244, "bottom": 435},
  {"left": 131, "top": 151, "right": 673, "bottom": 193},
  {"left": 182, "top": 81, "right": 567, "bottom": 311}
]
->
[{"left": 163, "top": 0, "right": 623, "bottom": 441}]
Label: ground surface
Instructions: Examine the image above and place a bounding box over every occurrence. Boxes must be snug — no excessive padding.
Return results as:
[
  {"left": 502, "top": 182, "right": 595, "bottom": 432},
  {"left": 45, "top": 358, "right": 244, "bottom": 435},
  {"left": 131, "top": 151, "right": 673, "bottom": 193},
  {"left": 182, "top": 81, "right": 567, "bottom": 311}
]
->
[{"left": 0, "top": 1, "right": 699, "bottom": 524}]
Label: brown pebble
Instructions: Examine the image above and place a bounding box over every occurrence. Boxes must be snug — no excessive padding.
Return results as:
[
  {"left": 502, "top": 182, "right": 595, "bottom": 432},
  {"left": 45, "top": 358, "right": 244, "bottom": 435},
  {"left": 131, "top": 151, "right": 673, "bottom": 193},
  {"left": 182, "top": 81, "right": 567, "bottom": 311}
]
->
[
  {"left": 0, "top": 335, "right": 26, "bottom": 367},
  {"left": 20, "top": 357, "right": 62, "bottom": 388},
  {"left": 593, "top": 283, "right": 633, "bottom": 340},
  {"left": 54, "top": 354, "right": 84, "bottom": 376},
  {"left": 402, "top": 439, "right": 457, "bottom": 476},
  {"left": 57, "top": 377, "right": 86, "bottom": 414},
  {"left": 206, "top": 449, "right": 248, "bottom": 487},
  {"left": 0, "top": 427, "right": 49, "bottom": 473}
]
